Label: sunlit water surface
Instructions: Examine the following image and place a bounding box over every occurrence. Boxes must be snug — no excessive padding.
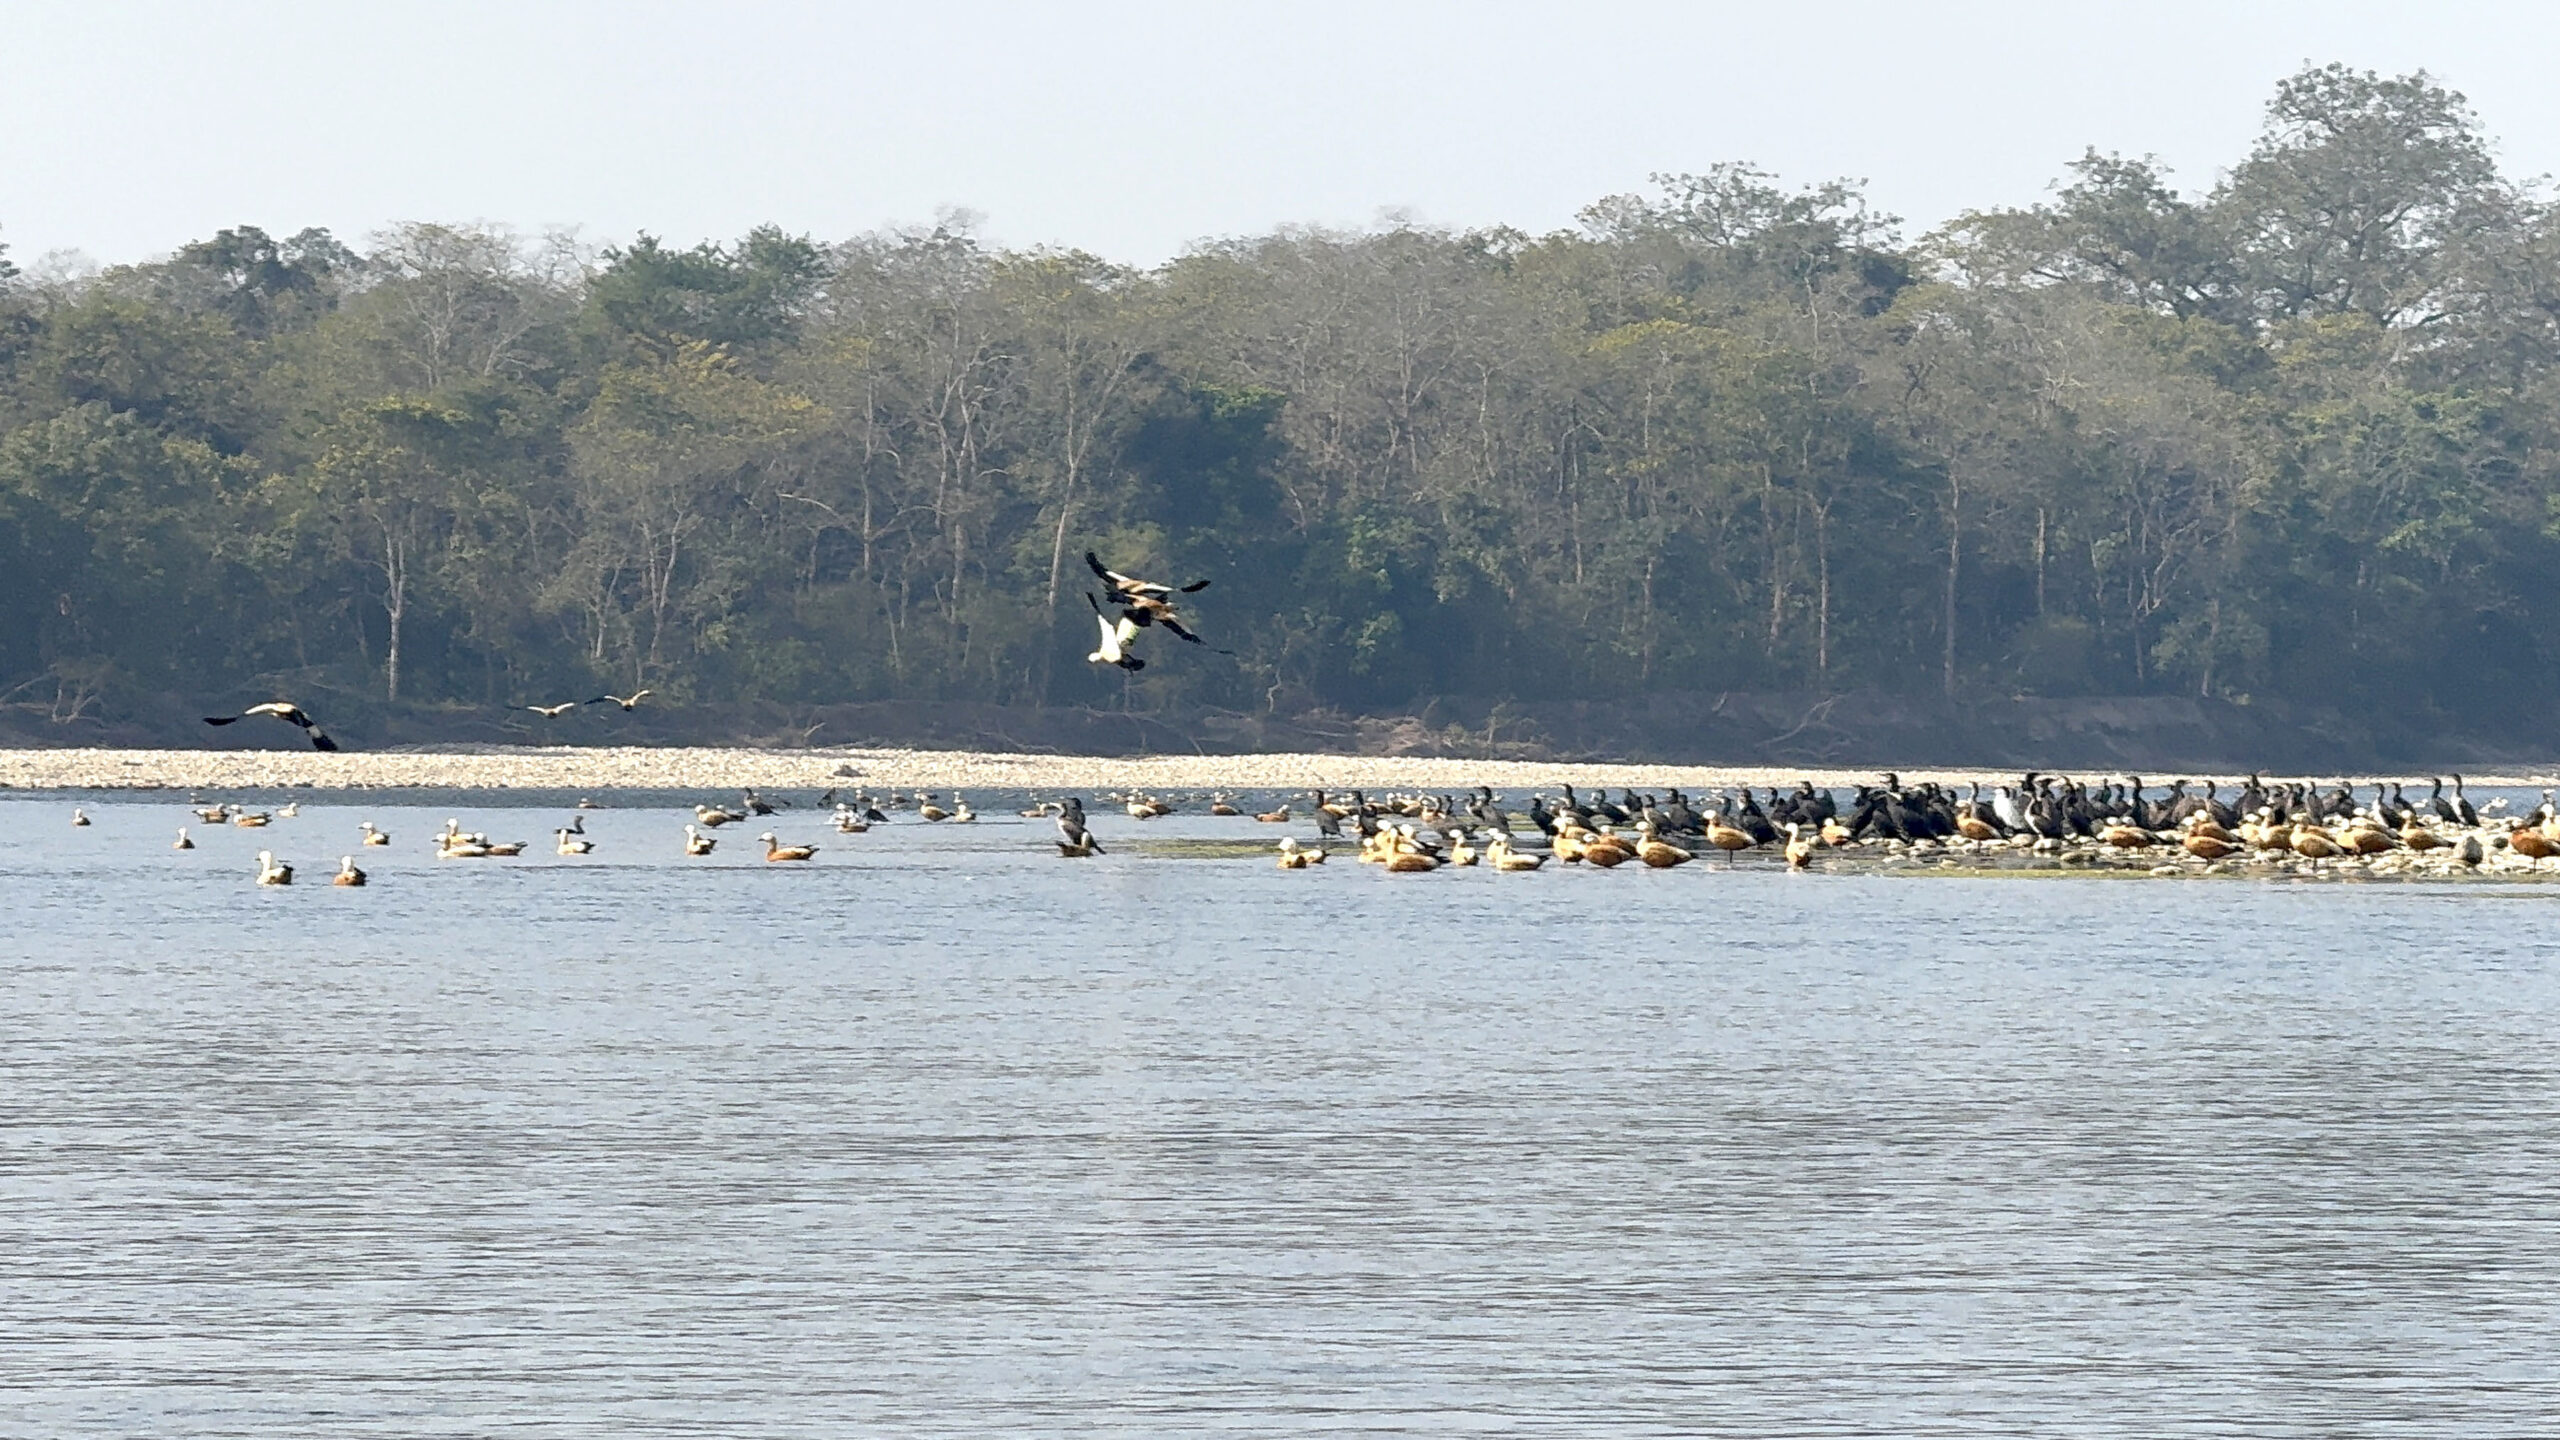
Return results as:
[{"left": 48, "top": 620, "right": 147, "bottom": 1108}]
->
[{"left": 3, "top": 793, "right": 2557, "bottom": 1437}]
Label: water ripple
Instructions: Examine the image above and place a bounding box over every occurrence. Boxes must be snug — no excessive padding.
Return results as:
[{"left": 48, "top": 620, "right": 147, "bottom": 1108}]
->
[{"left": 1, "top": 798, "right": 2555, "bottom": 1436}]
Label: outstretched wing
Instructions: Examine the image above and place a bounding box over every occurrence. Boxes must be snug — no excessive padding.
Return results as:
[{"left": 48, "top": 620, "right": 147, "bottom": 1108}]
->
[
  {"left": 307, "top": 728, "right": 339, "bottom": 752},
  {"left": 1085, "top": 550, "right": 1171, "bottom": 599},
  {"left": 1162, "top": 619, "right": 1234, "bottom": 654},
  {"left": 202, "top": 715, "right": 242, "bottom": 726},
  {"left": 1179, "top": 580, "right": 1211, "bottom": 593}
]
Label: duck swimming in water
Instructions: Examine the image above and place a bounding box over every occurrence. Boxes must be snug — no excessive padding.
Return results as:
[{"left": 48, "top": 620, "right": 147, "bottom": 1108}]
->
[{"left": 759, "top": 832, "right": 818, "bottom": 862}]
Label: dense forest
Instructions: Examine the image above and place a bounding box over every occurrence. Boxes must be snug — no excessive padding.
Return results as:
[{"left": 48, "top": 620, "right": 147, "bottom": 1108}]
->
[{"left": 4, "top": 65, "right": 2557, "bottom": 738}]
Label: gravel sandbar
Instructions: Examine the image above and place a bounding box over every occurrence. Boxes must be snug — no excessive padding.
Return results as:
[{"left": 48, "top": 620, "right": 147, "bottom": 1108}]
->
[{"left": 3, "top": 747, "right": 2552, "bottom": 795}]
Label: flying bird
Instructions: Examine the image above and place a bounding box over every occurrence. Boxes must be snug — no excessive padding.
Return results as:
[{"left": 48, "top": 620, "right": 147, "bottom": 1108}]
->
[
  {"left": 587, "top": 690, "right": 654, "bottom": 711},
  {"left": 203, "top": 702, "right": 338, "bottom": 751},
  {"left": 1086, "top": 593, "right": 1146, "bottom": 671},
  {"left": 1085, "top": 552, "right": 1226, "bottom": 650},
  {"left": 1086, "top": 551, "right": 1210, "bottom": 608},
  {"left": 525, "top": 701, "right": 581, "bottom": 718},
  {"left": 1090, "top": 548, "right": 1228, "bottom": 650}
]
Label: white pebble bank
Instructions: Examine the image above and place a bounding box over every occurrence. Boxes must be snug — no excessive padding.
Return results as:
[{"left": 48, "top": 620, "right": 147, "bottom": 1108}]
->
[{"left": 2, "top": 746, "right": 2548, "bottom": 795}]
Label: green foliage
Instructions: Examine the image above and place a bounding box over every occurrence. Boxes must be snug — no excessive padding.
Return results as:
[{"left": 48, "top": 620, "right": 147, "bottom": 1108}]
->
[
  {"left": 5, "top": 63, "right": 2560, "bottom": 725},
  {"left": 585, "top": 227, "right": 825, "bottom": 360}
]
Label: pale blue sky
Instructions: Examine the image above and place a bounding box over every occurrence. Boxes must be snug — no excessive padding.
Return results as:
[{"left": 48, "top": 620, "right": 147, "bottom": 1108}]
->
[{"left": 6, "top": 0, "right": 2557, "bottom": 267}]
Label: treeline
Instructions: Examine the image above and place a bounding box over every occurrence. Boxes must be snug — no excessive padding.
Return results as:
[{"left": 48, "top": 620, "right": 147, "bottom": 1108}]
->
[{"left": 4, "top": 63, "right": 2557, "bottom": 729}]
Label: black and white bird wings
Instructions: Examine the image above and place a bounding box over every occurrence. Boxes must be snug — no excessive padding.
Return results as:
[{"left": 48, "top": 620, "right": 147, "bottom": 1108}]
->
[
  {"left": 1085, "top": 551, "right": 1210, "bottom": 607},
  {"left": 1056, "top": 797, "right": 1103, "bottom": 853},
  {"left": 1084, "top": 552, "right": 1229, "bottom": 653},
  {"left": 1086, "top": 593, "right": 1146, "bottom": 670},
  {"left": 203, "top": 701, "right": 338, "bottom": 751}
]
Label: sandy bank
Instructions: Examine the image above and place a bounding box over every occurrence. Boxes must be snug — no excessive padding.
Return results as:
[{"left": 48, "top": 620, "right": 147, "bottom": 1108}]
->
[{"left": 3, "top": 746, "right": 2552, "bottom": 795}]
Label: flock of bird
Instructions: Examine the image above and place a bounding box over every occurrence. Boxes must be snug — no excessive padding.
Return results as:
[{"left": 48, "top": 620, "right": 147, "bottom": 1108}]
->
[
  {"left": 1198, "top": 772, "right": 2558, "bottom": 877},
  {"left": 168, "top": 552, "right": 2556, "bottom": 886},
  {"left": 1082, "top": 553, "right": 1223, "bottom": 672},
  {"left": 82, "top": 768, "right": 2560, "bottom": 888},
  {"left": 195, "top": 551, "right": 1217, "bottom": 757},
  {"left": 199, "top": 692, "right": 656, "bottom": 751},
  {"left": 136, "top": 784, "right": 985, "bottom": 885}
]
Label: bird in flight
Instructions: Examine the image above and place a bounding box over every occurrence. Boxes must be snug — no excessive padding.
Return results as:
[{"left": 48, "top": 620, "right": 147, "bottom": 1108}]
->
[
  {"left": 587, "top": 690, "right": 653, "bottom": 711},
  {"left": 1087, "top": 552, "right": 1210, "bottom": 607},
  {"left": 525, "top": 701, "right": 581, "bottom": 718},
  {"left": 1086, "top": 593, "right": 1146, "bottom": 671},
  {"left": 1085, "top": 552, "right": 1226, "bottom": 651},
  {"left": 203, "top": 702, "right": 338, "bottom": 751}
]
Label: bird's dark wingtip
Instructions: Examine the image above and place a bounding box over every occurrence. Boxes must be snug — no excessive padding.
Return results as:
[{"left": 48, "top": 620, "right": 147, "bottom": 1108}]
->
[
  {"left": 309, "top": 732, "right": 340, "bottom": 752},
  {"left": 202, "top": 716, "right": 237, "bottom": 726},
  {"left": 1180, "top": 579, "right": 1211, "bottom": 592}
]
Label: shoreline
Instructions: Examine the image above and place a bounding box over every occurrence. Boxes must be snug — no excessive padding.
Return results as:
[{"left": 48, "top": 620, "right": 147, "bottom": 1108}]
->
[{"left": 3, "top": 746, "right": 2553, "bottom": 795}]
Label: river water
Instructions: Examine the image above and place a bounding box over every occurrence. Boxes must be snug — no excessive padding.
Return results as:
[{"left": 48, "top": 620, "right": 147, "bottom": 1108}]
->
[{"left": 3, "top": 794, "right": 2556, "bottom": 1436}]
